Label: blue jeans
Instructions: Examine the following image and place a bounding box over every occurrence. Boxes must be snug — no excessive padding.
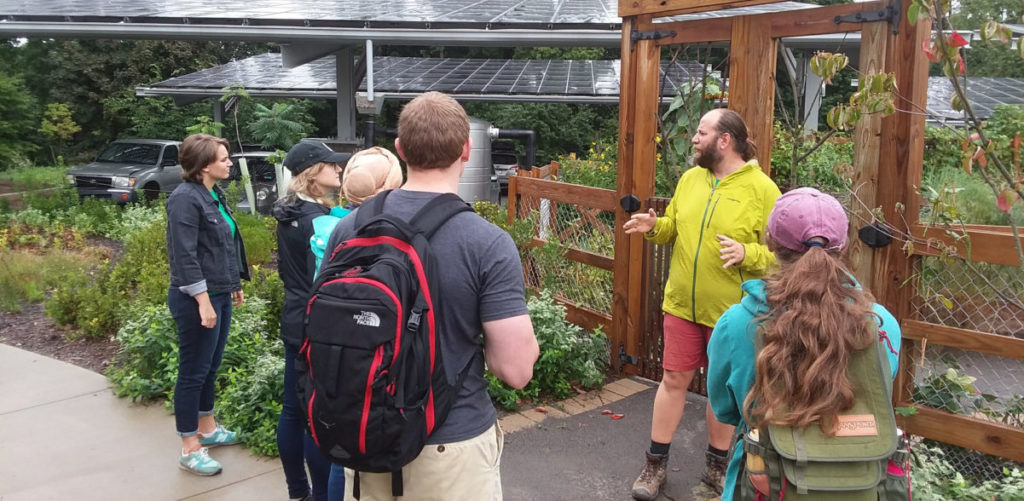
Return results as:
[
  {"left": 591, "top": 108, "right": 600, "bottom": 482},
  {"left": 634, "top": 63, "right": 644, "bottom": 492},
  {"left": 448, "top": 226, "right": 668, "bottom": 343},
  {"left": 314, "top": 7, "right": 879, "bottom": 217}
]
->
[
  {"left": 169, "top": 288, "right": 232, "bottom": 436},
  {"left": 328, "top": 464, "right": 346, "bottom": 501},
  {"left": 279, "top": 342, "right": 337, "bottom": 500}
]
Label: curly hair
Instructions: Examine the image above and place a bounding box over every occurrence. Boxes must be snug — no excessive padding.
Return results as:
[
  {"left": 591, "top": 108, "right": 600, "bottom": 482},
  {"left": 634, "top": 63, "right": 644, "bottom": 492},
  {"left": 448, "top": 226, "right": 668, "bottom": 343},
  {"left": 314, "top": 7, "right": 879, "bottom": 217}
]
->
[{"left": 743, "top": 242, "right": 878, "bottom": 436}]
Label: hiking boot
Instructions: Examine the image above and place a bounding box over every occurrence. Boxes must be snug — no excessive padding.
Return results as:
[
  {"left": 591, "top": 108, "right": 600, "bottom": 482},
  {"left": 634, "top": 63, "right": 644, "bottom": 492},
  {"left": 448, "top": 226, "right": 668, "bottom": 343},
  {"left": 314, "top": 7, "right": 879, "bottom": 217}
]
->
[
  {"left": 631, "top": 452, "right": 668, "bottom": 501},
  {"left": 198, "top": 425, "right": 240, "bottom": 447},
  {"left": 179, "top": 447, "right": 222, "bottom": 476},
  {"left": 701, "top": 450, "right": 728, "bottom": 495}
]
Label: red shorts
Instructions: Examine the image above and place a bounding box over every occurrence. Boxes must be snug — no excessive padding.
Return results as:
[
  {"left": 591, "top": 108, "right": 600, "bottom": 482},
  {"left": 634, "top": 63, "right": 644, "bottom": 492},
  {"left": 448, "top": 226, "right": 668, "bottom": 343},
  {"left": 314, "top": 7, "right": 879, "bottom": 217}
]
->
[{"left": 662, "top": 313, "right": 714, "bottom": 372}]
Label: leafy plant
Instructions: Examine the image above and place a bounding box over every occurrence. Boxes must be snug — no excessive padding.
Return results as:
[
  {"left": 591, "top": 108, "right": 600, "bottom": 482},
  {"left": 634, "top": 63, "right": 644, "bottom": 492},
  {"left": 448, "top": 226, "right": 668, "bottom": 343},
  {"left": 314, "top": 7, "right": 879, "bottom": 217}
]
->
[
  {"left": 487, "top": 289, "right": 608, "bottom": 410},
  {"left": 185, "top": 115, "right": 226, "bottom": 136},
  {"left": 247, "top": 102, "right": 314, "bottom": 151},
  {"left": 38, "top": 103, "right": 81, "bottom": 165},
  {"left": 913, "top": 445, "right": 1024, "bottom": 499}
]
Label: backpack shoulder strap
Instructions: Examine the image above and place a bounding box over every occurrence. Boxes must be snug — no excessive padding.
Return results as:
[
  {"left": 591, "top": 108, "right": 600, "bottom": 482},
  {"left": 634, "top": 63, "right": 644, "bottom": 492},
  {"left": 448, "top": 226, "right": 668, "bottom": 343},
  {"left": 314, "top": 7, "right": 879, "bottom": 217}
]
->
[
  {"left": 407, "top": 193, "right": 474, "bottom": 240},
  {"left": 354, "top": 189, "right": 392, "bottom": 229}
]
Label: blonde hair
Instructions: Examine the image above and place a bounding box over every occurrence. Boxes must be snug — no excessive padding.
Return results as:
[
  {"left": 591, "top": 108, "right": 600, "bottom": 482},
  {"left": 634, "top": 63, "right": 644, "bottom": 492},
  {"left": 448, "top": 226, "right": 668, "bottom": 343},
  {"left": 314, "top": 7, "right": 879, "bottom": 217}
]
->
[
  {"left": 397, "top": 92, "right": 469, "bottom": 170},
  {"left": 342, "top": 147, "right": 404, "bottom": 206},
  {"left": 287, "top": 161, "right": 337, "bottom": 206}
]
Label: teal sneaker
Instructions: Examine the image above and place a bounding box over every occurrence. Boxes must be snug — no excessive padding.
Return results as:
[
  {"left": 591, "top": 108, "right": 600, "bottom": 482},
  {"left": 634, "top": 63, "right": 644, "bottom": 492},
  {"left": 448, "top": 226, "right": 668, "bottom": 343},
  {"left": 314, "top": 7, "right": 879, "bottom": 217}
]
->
[
  {"left": 179, "top": 447, "right": 222, "bottom": 476},
  {"left": 198, "top": 425, "right": 240, "bottom": 447}
]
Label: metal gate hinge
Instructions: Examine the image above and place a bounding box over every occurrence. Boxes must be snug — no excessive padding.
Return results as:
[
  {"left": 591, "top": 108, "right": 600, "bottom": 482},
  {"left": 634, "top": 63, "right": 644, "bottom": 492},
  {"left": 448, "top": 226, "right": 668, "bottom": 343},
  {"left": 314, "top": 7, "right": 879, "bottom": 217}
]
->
[
  {"left": 630, "top": 27, "right": 677, "bottom": 50},
  {"left": 834, "top": 0, "right": 901, "bottom": 34},
  {"left": 619, "top": 344, "right": 639, "bottom": 368}
]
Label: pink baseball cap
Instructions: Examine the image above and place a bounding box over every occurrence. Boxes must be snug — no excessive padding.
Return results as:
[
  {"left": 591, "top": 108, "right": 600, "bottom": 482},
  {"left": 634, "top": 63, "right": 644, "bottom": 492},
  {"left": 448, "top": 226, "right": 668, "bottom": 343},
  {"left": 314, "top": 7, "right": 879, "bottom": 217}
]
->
[{"left": 767, "top": 187, "right": 849, "bottom": 252}]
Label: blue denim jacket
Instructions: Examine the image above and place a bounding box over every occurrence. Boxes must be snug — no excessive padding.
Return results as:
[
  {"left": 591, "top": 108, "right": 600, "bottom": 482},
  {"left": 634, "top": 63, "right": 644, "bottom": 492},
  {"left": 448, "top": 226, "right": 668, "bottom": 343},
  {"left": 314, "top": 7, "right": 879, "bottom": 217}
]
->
[{"left": 166, "top": 182, "right": 250, "bottom": 296}]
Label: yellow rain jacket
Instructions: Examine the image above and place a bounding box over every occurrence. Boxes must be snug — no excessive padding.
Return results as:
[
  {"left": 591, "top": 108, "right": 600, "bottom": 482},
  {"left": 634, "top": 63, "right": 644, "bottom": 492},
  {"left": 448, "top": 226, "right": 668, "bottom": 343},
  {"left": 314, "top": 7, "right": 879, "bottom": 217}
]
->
[{"left": 646, "top": 161, "right": 781, "bottom": 327}]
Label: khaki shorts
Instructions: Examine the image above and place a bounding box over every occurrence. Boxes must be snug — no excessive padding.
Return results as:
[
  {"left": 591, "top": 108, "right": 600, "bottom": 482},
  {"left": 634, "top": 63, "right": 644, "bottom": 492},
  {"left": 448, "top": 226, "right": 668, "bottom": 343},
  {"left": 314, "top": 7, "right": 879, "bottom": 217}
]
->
[{"left": 344, "top": 423, "right": 504, "bottom": 501}]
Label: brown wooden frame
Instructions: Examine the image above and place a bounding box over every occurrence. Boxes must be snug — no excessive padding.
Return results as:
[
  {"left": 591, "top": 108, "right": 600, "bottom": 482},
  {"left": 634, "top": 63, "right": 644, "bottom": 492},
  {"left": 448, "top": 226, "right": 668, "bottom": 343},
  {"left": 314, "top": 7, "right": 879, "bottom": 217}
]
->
[{"left": 614, "top": 0, "right": 1024, "bottom": 465}]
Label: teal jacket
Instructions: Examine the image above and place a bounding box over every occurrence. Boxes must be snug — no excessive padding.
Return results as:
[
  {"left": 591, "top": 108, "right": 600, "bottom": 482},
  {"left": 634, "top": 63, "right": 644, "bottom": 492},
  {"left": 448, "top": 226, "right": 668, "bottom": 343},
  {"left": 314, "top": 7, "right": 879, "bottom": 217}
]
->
[
  {"left": 706, "top": 279, "right": 902, "bottom": 500},
  {"left": 309, "top": 205, "right": 353, "bottom": 274}
]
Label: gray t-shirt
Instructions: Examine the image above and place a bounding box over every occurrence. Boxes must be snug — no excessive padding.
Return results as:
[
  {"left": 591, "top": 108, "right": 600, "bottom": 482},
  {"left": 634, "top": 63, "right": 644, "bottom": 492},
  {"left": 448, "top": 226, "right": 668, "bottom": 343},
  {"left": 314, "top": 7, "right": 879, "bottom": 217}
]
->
[{"left": 322, "top": 189, "right": 529, "bottom": 444}]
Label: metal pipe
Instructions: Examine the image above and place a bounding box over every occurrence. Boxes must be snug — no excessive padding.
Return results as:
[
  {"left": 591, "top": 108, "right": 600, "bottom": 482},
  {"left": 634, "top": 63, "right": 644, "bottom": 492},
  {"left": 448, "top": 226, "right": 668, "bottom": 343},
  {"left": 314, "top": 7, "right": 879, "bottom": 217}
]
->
[
  {"left": 491, "top": 128, "right": 538, "bottom": 172},
  {"left": 0, "top": 21, "right": 622, "bottom": 46}
]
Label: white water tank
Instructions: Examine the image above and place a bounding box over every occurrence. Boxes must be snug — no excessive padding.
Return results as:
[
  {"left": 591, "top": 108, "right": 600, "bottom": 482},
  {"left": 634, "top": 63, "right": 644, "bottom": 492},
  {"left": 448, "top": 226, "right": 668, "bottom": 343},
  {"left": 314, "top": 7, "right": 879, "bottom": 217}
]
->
[{"left": 460, "top": 117, "right": 499, "bottom": 204}]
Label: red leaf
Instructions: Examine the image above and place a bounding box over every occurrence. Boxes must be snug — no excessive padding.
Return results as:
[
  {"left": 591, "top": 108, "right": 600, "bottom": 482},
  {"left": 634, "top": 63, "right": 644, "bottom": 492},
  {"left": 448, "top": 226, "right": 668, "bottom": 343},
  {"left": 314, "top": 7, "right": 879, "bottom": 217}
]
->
[
  {"left": 601, "top": 409, "right": 613, "bottom": 415},
  {"left": 611, "top": 413, "right": 625, "bottom": 420},
  {"left": 922, "top": 39, "right": 940, "bottom": 62},
  {"left": 957, "top": 56, "right": 966, "bottom": 75},
  {"left": 997, "top": 190, "right": 1019, "bottom": 213},
  {"left": 949, "top": 31, "right": 969, "bottom": 48},
  {"left": 534, "top": 406, "right": 548, "bottom": 414}
]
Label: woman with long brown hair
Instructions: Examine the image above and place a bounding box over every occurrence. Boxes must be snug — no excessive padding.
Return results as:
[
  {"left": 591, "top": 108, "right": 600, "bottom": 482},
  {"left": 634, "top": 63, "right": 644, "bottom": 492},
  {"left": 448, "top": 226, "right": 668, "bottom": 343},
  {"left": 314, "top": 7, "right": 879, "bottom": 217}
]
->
[{"left": 706, "top": 187, "right": 902, "bottom": 500}]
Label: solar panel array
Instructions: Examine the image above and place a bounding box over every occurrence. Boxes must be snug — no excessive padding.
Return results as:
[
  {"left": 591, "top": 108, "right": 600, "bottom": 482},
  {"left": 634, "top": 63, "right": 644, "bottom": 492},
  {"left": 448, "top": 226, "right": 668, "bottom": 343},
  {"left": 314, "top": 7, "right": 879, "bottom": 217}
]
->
[
  {"left": 153, "top": 53, "right": 714, "bottom": 98},
  {"left": 927, "top": 77, "right": 1024, "bottom": 121},
  {"left": 0, "top": 0, "right": 814, "bottom": 27}
]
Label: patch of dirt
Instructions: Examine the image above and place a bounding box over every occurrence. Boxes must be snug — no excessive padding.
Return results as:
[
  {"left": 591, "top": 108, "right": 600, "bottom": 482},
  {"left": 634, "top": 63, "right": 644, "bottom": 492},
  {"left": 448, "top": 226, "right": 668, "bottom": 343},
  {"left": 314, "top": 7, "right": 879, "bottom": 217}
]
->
[{"left": 0, "top": 302, "right": 119, "bottom": 374}]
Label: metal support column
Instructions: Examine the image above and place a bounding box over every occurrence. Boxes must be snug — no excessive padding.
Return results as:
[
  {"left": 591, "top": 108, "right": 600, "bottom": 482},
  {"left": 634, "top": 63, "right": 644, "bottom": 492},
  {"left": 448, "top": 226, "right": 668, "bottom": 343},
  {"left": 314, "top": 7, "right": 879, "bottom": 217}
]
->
[{"left": 336, "top": 48, "right": 357, "bottom": 141}]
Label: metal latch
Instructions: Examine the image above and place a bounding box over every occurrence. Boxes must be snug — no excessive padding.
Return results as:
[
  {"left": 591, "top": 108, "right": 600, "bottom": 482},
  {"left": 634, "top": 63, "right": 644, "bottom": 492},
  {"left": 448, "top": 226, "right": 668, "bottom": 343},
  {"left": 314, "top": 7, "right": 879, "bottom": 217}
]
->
[
  {"left": 834, "top": 0, "right": 901, "bottom": 34},
  {"left": 619, "top": 344, "right": 639, "bottom": 368}
]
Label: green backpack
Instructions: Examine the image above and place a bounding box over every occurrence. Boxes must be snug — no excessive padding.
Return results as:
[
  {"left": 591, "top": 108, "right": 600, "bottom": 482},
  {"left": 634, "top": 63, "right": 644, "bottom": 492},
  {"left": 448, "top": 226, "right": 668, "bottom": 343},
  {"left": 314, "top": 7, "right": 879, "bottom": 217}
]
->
[{"left": 735, "top": 330, "right": 911, "bottom": 500}]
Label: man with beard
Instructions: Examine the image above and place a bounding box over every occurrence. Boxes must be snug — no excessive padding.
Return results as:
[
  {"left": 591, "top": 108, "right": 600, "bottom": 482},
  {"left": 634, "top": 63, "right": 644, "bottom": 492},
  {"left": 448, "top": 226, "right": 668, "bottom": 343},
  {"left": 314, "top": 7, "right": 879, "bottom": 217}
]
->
[{"left": 622, "top": 108, "right": 781, "bottom": 500}]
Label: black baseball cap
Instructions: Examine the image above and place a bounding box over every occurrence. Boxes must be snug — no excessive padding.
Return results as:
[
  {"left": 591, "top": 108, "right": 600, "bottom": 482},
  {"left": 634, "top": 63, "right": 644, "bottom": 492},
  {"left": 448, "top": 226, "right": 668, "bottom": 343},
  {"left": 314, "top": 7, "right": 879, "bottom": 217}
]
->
[{"left": 283, "top": 141, "right": 350, "bottom": 175}]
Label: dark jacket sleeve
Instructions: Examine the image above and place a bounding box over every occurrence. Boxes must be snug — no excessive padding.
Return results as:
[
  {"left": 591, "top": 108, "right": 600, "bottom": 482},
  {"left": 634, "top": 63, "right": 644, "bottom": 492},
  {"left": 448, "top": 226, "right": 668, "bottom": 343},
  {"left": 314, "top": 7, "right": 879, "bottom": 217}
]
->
[{"left": 167, "top": 192, "right": 207, "bottom": 296}]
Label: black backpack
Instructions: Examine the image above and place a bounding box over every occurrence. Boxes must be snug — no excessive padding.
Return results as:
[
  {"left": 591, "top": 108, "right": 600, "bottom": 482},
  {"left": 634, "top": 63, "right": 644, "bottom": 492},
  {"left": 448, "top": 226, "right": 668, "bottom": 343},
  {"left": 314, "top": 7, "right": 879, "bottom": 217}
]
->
[{"left": 297, "top": 191, "right": 473, "bottom": 495}]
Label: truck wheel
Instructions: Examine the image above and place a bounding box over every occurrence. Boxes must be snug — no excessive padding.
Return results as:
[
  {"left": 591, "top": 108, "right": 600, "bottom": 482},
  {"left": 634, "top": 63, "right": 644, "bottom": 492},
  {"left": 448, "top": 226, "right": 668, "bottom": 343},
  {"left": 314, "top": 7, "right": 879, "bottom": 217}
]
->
[{"left": 142, "top": 183, "right": 160, "bottom": 203}]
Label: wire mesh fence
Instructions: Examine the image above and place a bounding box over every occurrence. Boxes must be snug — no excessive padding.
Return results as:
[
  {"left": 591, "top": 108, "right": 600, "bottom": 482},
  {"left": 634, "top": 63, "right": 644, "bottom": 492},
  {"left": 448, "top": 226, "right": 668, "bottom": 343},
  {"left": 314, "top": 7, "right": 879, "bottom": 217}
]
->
[
  {"left": 512, "top": 183, "right": 615, "bottom": 317},
  {"left": 908, "top": 256, "right": 1024, "bottom": 481}
]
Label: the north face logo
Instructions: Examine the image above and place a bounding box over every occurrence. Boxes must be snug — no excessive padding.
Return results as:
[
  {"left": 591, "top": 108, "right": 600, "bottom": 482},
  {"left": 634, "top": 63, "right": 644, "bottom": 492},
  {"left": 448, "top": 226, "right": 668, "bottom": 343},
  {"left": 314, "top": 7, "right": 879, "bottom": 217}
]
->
[{"left": 353, "top": 311, "right": 380, "bottom": 327}]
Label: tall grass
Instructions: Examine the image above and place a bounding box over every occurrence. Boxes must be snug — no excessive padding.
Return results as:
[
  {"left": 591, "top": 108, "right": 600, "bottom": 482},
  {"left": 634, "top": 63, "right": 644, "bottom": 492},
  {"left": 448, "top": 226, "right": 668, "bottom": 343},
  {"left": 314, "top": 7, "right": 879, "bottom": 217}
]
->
[
  {"left": 0, "top": 166, "right": 68, "bottom": 191},
  {"left": 0, "top": 249, "right": 101, "bottom": 313}
]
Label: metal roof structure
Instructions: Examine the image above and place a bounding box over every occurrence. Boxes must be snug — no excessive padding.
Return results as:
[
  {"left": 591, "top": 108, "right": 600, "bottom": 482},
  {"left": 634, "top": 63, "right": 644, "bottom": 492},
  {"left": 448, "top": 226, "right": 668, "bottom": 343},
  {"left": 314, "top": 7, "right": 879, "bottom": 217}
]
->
[
  {"left": 927, "top": 77, "right": 1024, "bottom": 122},
  {"left": 136, "top": 53, "right": 714, "bottom": 105}
]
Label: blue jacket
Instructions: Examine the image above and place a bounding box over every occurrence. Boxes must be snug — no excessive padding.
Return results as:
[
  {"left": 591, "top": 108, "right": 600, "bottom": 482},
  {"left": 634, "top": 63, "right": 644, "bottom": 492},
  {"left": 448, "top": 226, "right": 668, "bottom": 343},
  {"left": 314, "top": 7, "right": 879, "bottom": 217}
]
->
[
  {"left": 166, "top": 182, "right": 249, "bottom": 296},
  {"left": 706, "top": 279, "right": 901, "bottom": 500}
]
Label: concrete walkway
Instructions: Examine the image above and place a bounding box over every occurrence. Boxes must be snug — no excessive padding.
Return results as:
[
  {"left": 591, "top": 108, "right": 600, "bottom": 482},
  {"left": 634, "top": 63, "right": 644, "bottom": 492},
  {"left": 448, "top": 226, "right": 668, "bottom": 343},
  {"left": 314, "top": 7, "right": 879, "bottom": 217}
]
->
[{"left": 1, "top": 344, "right": 717, "bottom": 501}]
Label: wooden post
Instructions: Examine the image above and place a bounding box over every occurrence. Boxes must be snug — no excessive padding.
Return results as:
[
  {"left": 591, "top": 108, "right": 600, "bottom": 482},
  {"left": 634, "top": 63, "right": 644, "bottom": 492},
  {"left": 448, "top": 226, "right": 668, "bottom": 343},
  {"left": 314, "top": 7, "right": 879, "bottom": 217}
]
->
[
  {"left": 848, "top": 22, "right": 888, "bottom": 289},
  {"left": 612, "top": 17, "right": 639, "bottom": 373},
  {"left": 613, "top": 16, "right": 660, "bottom": 374},
  {"left": 728, "top": 15, "right": 777, "bottom": 172},
  {"left": 876, "top": 10, "right": 930, "bottom": 405}
]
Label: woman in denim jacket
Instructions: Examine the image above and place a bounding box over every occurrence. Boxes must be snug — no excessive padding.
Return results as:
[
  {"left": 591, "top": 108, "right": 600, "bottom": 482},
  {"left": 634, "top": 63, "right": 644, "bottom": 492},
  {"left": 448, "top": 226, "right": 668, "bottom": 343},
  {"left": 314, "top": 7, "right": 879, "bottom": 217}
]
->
[{"left": 166, "top": 133, "right": 250, "bottom": 476}]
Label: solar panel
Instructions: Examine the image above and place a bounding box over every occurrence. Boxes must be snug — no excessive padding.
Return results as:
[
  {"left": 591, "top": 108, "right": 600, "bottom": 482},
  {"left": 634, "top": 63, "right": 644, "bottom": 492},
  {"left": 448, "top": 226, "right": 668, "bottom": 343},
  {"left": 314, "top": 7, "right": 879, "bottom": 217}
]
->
[
  {"left": 927, "top": 77, "right": 1024, "bottom": 121},
  {"left": 150, "top": 53, "right": 714, "bottom": 99},
  {"left": 0, "top": 0, "right": 815, "bottom": 28}
]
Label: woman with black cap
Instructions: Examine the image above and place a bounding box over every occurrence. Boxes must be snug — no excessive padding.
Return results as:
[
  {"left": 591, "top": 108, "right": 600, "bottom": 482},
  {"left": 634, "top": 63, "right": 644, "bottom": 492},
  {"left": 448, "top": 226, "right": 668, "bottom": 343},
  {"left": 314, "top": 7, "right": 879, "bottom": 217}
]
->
[{"left": 272, "top": 141, "right": 349, "bottom": 501}]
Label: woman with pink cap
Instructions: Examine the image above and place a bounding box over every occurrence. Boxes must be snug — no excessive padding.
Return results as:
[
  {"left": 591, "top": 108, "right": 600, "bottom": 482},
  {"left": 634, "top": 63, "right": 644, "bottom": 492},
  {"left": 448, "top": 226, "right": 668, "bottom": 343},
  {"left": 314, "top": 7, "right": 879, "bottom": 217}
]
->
[{"left": 705, "top": 187, "right": 903, "bottom": 500}]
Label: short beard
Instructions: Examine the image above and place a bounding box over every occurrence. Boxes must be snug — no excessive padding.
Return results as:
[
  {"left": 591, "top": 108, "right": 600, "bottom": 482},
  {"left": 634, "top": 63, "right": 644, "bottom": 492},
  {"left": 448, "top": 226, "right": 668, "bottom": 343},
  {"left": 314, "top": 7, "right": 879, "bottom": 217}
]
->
[{"left": 695, "top": 146, "right": 721, "bottom": 170}]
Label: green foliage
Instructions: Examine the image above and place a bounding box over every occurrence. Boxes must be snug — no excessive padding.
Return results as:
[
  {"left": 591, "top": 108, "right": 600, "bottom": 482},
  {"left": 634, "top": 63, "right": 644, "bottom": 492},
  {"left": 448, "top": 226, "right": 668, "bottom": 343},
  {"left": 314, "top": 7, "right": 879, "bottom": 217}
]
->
[
  {"left": 473, "top": 201, "right": 540, "bottom": 261},
  {"left": 107, "top": 296, "right": 285, "bottom": 455},
  {"left": 770, "top": 124, "right": 853, "bottom": 192},
  {"left": 39, "top": 103, "right": 82, "bottom": 164},
  {"left": 487, "top": 289, "right": 608, "bottom": 410},
  {"left": 104, "top": 94, "right": 207, "bottom": 140},
  {"left": 185, "top": 116, "right": 226, "bottom": 137},
  {"left": 559, "top": 143, "right": 618, "bottom": 191},
  {"left": 913, "top": 446, "right": 1024, "bottom": 500},
  {"left": 0, "top": 166, "right": 68, "bottom": 190},
  {"left": 234, "top": 211, "right": 277, "bottom": 266},
  {"left": 0, "top": 250, "right": 93, "bottom": 313},
  {"left": 217, "top": 352, "right": 285, "bottom": 456},
  {"left": 247, "top": 102, "right": 315, "bottom": 150},
  {"left": 0, "top": 73, "right": 40, "bottom": 171}
]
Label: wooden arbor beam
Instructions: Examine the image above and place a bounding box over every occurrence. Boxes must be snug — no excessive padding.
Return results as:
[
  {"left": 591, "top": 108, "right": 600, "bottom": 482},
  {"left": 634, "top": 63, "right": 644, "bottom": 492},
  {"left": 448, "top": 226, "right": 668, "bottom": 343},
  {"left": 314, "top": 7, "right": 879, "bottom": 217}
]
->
[
  {"left": 619, "top": 0, "right": 784, "bottom": 18},
  {"left": 728, "top": 15, "right": 777, "bottom": 170}
]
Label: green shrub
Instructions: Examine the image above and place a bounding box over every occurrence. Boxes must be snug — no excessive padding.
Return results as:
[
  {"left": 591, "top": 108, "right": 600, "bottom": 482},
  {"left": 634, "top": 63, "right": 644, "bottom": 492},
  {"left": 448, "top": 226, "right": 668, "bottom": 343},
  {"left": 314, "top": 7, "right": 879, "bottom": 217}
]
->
[
  {"left": 235, "top": 211, "right": 277, "bottom": 266},
  {"left": 487, "top": 289, "right": 608, "bottom": 410},
  {"left": 0, "top": 166, "right": 68, "bottom": 191},
  {"left": 913, "top": 446, "right": 1024, "bottom": 500},
  {"left": 0, "top": 249, "right": 94, "bottom": 313},
  {"left": 107, "top": 295, "right": 284, "bottom": 455},
  {"left": 218, "top": 352, "right": 285, "bottom": 456},
  {"left": 770, "top": 124, "right": 853, "bottom": 193}
]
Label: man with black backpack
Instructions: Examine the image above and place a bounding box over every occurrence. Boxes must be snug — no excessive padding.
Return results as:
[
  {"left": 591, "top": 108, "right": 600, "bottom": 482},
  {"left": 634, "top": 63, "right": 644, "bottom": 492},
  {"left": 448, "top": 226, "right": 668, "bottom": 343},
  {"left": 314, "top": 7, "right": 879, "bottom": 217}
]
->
[{"left": 310, "top": 91, "right": 539, "bottom": 501}]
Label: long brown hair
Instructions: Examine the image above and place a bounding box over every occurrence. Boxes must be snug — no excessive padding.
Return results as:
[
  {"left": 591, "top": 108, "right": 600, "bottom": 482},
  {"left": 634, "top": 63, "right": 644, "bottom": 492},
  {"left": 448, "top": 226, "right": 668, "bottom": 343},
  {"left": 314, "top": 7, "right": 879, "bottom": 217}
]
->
[{"left": 743, "top": 240, "right": 878, "bottom": 436}]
